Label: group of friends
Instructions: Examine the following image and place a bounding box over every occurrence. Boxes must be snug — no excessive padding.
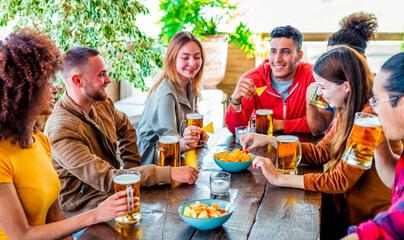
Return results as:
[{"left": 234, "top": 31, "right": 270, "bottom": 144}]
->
[{"left": 0, "top": 11, "right": 403, "bottom": 240}]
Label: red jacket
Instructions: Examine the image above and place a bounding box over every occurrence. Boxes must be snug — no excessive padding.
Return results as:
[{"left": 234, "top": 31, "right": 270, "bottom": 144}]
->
[{"left": 225, "top": 60, "right": 315, "bottom": 134}]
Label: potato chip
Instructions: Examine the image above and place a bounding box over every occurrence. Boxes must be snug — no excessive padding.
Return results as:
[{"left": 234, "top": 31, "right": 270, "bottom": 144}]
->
[
  {"left": 200, "top": 122, "right": 214, "bottom": 134},
  {"left": 214, "top": 149, "right": 254, "bottom": 162},
  {"left": 255, "top": 86, "right": 267, "bottom": 96},
  {"left": 183, "top": 201, "right": 227, "bottom": 218}
]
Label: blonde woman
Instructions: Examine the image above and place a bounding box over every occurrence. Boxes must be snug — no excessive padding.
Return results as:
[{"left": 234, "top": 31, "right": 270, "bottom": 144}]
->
[{"left": 137, "top": 31, "right": 207, "bottom": 165}]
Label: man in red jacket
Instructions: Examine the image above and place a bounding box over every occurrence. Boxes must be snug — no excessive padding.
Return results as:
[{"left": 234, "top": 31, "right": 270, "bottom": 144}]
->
[{"left": 225, "top": 25, "right": 328, "bottom": 134}]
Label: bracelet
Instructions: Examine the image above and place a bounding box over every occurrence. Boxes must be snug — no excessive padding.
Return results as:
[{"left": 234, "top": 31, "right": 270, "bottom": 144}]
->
[
  {"left": 229, "top": 95, "right": 241, "bottom": 106},
  {"left": 182, "top": 139, "right": 190, "bottom": 151}
]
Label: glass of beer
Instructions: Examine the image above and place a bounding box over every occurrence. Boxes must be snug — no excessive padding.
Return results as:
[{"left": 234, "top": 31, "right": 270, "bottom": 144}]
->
[
  {"left": 276, "top": 135, "right": 302, "bottom": 174},
  {"left": 255, "top": 109, "right": 273, "bottom": 135},
  {"left": 310, "top": 85, "right": 329, "bottom": 109},
  {"left": 155, "top": 134, "right": 180, "bottom": 167},
  {"left": 343, "top": 112, "right": 382, "bottom": 169},
  {"left": 113, "top": 170, "right": 141, "bottom": 226},
  {"left": 181, "top": 113, "right": 204, "bottom": 146}
]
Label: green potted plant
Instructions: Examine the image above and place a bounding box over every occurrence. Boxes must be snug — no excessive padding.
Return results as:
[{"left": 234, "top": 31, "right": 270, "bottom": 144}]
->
[
  {"left": 401, "top": 32, "right": 404, "bottom": 51},
  {"left": 0, "top": 0, "right": 164, "bottom": 97},
  {"left": 159, "top": 0, "right": 254, "bottom": 89}
]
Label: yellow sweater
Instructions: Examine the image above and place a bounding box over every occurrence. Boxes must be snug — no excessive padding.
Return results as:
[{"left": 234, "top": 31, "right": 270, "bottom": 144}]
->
[{"left": 0, "top": 132, "right": 60, "bottom": 239}]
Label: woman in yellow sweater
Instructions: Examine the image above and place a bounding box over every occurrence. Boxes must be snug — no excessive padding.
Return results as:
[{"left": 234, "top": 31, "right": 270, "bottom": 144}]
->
[{"left": 0, "top": 29, "right": 131, "bottom": 240}]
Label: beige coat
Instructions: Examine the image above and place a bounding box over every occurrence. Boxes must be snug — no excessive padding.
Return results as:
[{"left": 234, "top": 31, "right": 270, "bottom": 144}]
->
[
  {"left": 45, "top": 93, "right": 171, "bottom": 217},
  {"left": 137, "top": 79, "right": 197, "bottom": 165}
]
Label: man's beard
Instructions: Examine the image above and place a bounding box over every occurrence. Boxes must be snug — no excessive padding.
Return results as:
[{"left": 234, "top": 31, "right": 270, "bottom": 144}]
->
[{"left": 83, "top": 80, "right": 108, "bottom": 101}]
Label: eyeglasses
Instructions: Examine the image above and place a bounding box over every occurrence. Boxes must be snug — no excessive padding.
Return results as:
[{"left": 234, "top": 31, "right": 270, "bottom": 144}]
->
[{"left": 369, "top": 96, "right": 401, "bottom": 110}]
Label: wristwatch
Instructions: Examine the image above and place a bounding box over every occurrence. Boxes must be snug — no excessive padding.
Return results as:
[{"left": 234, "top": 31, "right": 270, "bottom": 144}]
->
[{"left": 229, "top": 95, "right": 241, "bottom": 106}]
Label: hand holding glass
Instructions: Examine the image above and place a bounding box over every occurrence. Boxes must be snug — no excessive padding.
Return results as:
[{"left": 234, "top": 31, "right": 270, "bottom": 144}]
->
[
  {"left": 113, "top": 170, "right": 141, "bottom": 225},
  {"left": 310, "top": 85, "right": 329, "bottom": 109},
  {"left": 343, "top": 112, "right": 382, "bottom": 169},
  {"left": 180, "top": 113, "right": 205, "bottom": 146}
]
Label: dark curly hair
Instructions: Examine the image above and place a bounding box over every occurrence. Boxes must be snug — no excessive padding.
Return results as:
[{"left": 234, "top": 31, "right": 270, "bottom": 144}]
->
[
  {"left": 327, "top": 12, "right": 378, "bottom": 54},
  {"left": 0, "top": 28, "right": 60, "bottom": 147}
]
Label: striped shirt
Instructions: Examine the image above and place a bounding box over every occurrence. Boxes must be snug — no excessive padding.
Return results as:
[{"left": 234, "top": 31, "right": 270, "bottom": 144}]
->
[{"left": 348, "top": 150, "right": 404, "bottom": 239}]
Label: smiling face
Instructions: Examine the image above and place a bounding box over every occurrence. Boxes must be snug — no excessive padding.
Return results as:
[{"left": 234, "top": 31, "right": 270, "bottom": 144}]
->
[
  {"left": 176, "top": 41, "right": 202, "bottom": 83},
  {"left": 269, "top": 37, "right": 303, "bottom": 82},
  {"left": 82, "top": 55, "right": 111, "bottom": 101},
  {"left": 314, "top": 73, "right": 350, "bottom": 109}
]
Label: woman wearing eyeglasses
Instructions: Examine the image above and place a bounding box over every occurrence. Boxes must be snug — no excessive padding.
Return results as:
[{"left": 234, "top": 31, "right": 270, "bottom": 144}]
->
[{"left": 240, "top": 46, "right": 403, "bottom": 238}]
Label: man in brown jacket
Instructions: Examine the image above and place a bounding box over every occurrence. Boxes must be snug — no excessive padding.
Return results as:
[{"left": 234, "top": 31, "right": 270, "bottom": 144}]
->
[{"left": 45, "top": 46, "right": 199, "bottom": 218}]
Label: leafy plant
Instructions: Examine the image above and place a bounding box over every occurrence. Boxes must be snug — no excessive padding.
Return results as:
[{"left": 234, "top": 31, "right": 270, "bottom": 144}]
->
[
  {"left": 159, "top": 0, "right": 254, "bottom": 56},
  {"left": 401, "top": 32, "right": 404, "bottom": 52},
  {"left": 0, "top": 0, "right": 164, "bottom": 91}
]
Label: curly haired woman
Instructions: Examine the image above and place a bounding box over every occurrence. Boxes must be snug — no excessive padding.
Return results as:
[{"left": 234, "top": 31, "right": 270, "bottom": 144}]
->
[
  {"left": 0, "top": 28, "right": 132, "bottom": 240},
  {"left": 306, "top": 12, "right": 379, "bottom": 137}
]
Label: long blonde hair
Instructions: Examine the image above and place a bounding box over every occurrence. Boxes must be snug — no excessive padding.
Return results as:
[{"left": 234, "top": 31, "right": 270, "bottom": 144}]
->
[
  {"left": 313, "top": 46, "right": 374, "bottom": 170},
  {"left": 148, "top": 31, "right": 205, "bottom": 99}
]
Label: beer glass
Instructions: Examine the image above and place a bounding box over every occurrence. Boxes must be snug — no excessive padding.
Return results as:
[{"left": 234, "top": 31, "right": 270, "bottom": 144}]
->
[
  {"left": 248, "top": 113, "right": 256, "bottom": 132},
  {"left": 180, "top": 113, "right": 204, "bottom": 146},
  {"left": 276, "top": 135, "right": 302, "bottom": 174},
  {"left": 113, "top": 170, "right": 141, "bottom": 225},
  {"left": 155, "top": 134, "right": 180, "bottom": 167},
  {"left": 343, "top": 112, "right": 382, "bottom": 169},
  {"left": 254, "top": 109, "right": 273, "bottom": 135},
  {"left": 310, "top": 85, "right": 329, "bottom": 109}
]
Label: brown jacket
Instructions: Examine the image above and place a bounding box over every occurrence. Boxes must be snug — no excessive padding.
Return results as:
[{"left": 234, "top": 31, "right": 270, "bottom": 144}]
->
[
  {"left": 45, "top": 94, "right": 171, "bottom": 217},
  {"left": 302, "top": 105, "right": 403, "bottom": 226}
]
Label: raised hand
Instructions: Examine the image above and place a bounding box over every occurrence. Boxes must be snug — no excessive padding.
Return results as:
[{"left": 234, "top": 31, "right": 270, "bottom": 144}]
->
[
  {"left": 183, "top": 125, "right": 201, "bottom": 150},
  {"left": 231, "top": 78, "right": 256, "bottom": 104},
  {"left": 306, "top": 82, "right": 317, "bottom": 105}
]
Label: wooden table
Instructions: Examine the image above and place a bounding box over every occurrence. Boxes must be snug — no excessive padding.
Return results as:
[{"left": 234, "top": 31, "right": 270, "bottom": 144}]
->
[{"left": 78, "top": 129, "right": 323, "bottom": 240}]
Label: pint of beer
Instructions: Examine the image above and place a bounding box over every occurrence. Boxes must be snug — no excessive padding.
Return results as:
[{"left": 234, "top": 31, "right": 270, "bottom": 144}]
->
[
  {"left": 343, "top": 112, "right": 382, "bottom": 169},
  {"left": 156, "top": 135, "right": 180, "bottom": 167},
  {"left": 255, "top": 109, "right": 273, "bottom": 136},
  {"left": 276, "top": 135, "right": 301, "bottom": 174},
  {"left": 186, "top": 113, "right": 203, "bottom": 128},
  {"left": 113, "top": 170, "right": 141, "bottom": 225},
  {"left": 180, "top": 113, "right": 205, "bottom": 146},
  {"left": 310, "top": 85, "right": 329, "bottom": 109}
]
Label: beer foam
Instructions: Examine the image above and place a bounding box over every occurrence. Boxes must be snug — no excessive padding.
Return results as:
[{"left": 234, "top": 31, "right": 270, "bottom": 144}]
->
[
  {"left": 256, "top": 109, "right": 273, "bottom": 115},
  {"left": 276, "top": 135, "right": 299, "bottom": 143},
  {"left": 159, "top": 135, "right": 180, "bottom": 144},
  {"left": 186, "top": 113, "right": 203, "bottom": 119},
  {"left": 114, "top": 174, "right": 140, "bottom": 185},
  {"left": 355, "top": 117, "right": 381, "bottom": 127}
]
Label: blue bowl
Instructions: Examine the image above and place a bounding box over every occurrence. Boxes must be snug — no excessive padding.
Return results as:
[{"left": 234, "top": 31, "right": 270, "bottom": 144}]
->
[
  {"left": 179, "top": 199, "right": 233, "bottom": 230},
  {"left": 213, "top": 152, "right": 255, "bottom": 172}
]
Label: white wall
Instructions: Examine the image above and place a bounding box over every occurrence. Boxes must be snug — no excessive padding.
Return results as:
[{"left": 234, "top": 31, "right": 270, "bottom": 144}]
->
[{"left": 234, "top": 0, "right": 404, "bottom": 33}]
